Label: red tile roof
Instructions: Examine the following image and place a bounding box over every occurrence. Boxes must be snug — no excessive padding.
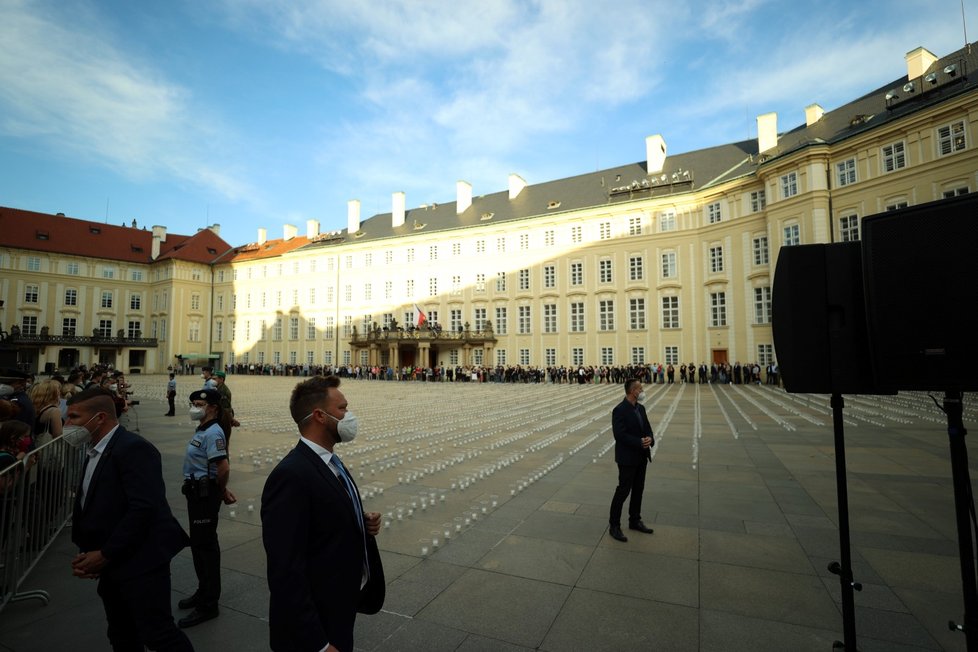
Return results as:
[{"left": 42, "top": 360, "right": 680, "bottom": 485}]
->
[
  {"left": 0, "top": 206, "right": 232, "bottom": 264},
  {"left": 214, "top": 236, "right": 311, "bottom": 264}
]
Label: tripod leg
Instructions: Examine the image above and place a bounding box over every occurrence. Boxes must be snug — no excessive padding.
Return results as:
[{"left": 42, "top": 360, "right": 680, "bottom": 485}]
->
[{"left": 829, "top": 393, "right": 859, "bottom": 650}]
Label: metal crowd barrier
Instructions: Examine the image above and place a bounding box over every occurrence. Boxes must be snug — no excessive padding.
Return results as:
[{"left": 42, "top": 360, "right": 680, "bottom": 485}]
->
[{"left": 0, "top": 436, "right": 85, "bottom": 614}]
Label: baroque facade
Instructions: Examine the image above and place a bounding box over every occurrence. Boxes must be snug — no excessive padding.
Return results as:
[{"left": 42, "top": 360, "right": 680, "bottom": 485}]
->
[{"left": 2, "top": 41, "right": 976, "bottom": 375}]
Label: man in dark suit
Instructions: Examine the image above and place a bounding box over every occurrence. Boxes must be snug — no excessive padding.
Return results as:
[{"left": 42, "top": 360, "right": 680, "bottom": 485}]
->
[
  {"left": 608, "top": 378, "right": 655, "bottom": 542},
  {"left": 261, "top": 375, "right": 385, "bottom": 652},
  {"left": 66, "top": 387, "right": 193, "bottom": 651}
]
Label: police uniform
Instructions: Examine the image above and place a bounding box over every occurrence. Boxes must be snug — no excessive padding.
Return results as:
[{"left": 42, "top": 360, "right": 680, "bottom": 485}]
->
[{"left": 181, "top": 389, "right": 227, "bottom": 620}]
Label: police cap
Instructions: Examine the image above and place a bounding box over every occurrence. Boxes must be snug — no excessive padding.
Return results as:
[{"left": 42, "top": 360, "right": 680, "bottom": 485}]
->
[{"left": 188, "top": 388, "right": 221, "bottom": 405}]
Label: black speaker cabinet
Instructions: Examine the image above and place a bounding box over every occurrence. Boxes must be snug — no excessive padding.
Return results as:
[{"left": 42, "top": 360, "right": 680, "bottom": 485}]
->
[
  {"left": 861, "top": 193, "right": 978, "bottom": 392},
  {"left": 772, "top": 242, "right": 880, "bottom": 394}
]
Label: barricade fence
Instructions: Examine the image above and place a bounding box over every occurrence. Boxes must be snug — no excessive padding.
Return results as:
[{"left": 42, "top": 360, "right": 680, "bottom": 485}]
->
[{"left": 0, "top": 436, "right": 85, "bottom": 614}]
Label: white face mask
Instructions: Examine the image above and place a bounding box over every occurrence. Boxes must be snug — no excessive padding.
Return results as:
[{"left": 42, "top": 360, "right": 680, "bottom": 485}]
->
[
  {"left": 637, "top": 391, "right": 646, "bottom": 402},
  {"left": 0, "top": 384, "right": 14, "bottom": 398},
  {"left": 110, "top": 384, "right": 119, "bottom": 392},
  {"left": 189, "top": 406, "right": 207, "bottom": 421},
  {"left": 328, "top": 411, "right": 359, "bottom": 443},
  {"left": 63, "top": 413, "right": 100, "bottom": 448}
]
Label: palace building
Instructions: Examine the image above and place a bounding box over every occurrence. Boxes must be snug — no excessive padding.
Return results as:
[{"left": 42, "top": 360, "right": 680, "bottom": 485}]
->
[{"left": 1, "top": 41, "right": 976, "bottom": 375}]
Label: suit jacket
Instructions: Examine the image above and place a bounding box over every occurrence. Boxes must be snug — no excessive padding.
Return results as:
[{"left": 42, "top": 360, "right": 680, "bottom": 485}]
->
[
  {"left": 71, "top": 427, "right": 189, "bottom": 580},
  {"left": 612, "top": 398, "right": 654, "bottom": 466},
  {"left": 262, "top": 442, "right": 385, "bottom": 652}
]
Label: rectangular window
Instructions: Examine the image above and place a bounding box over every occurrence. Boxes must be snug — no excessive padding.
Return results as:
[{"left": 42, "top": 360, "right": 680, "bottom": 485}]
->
[
  {"left": 473, "top": 307, "right": 486, "bottom": 331},
  {"left": 24, "top": 284, "right": 39, "bottom": 303},
  {"left": 304, "top": 317, "right": 316, "bottom": 339},
  {"left": 520, "top": 233, "right": 529, "bottom": 250},
  {"left": 570, "top": 262, "right": 583, "bottom": 286},
  {"left": 885, "top": 200, "right": 909, "bottom": 211},
  {"left": 757, "top": 344, "right": 774, "bottom": 366},
  {"left": 631, "top": 347, "right": 645, "bottom": 365},
  {"left": 836, "top": 158, "right": 857, "bottom": 186},
  {"left": 406, "top": 248, "right": 415, "bottom": 263},
  {"left": 599, "top": 259, "right": 613, "bottom": 283},
  {"left": 707, "top": 201, "right": 722, "bottom": 224},
  {"left": 429, "top": 245, "right": 438, "bottom": 261},
  {"left": 273, "top": 317, "right": 283, "bottom": 340},
  {"left": 753, "top": 236, "right": 770, "bottom": 265},
  {"left": 628, "top": 216, "right": 642, "bottom": 236},
  {"left": 754, "top": 287, "right": 772, "bottom": 324},
  {"left": 64, "top": 288, "right": 77, "bottom": 306},
  {"left": 661, "top": 252, "right": 676, "bottom": 278},
  {"left": 629, "top": 298, "right": 646, "bottom": 329},
  {"left": 364, "top": 284, "right": 372, "bottom": 301},
  {"left": 519, "top": 269, "right": 530, "bottom": 291},
  {"left": 601, "top": 347, "right": 614, "bottom": 365},
  {"left": 543, "top": 304, "right": 557, "bottom": 333},
  {"left": 475, "top": 273, "right": 486, "bottom": 292},
  {"left": 473, "top": 349, "right": 484, "bottom": 366},
  {"left": 66, "top": 261, "right": 79, "bottom": 275},
  {"left": 839, "top": 214, "right": 860, "bottom": 242},
  {"left": 405, "top": 279, "right": 414, "bottom": 298},
  {"left": 230, "top": 320, "right": 236, "bottom": 341},
  {"left": 599, "top": 300, "right": 615, "bottom": 331},
  {"left": 570, "top": 302, "right": 585, "bottom": 332},
  {"left": 191, "top": 294, "right": 200, "bottom": 311},
  {"left": 783, "top": 224, "right": 800, "bottom": 246},
  {"left": 102, "top": 266, "right": 115, "bottom": 279},
  {"left": 450, "top": 309, "right": 462, "bottom": 332},
  {"left": 545, "top": 348, "right": 556, "bottom": 366},
  {"left": 22, "top": 316, "right": 38, "bottom": 336},
  {"left": 599, "top": 222, "right": 611, "bottom": 240},
  {"left": 495, "top": 307, "right": 507, "bottom": 335},
  {"left": 101, "top": 291, "right": 113, "bottom": 308},
  {"left": 62, "top": 317, "right": 77, "bottom": 336},
  {"left": 97, "top": 319, "right": 112, "bottom": 337},
  {"left": 661, "top": 296, "right": 679, "bottom": 329},
  {"left": 518, "top": 306, "right": 531, "bottom": 334},
  {"left": 429, "top": 277, "right": 438, "bottom": 296},
  {"left": 938, "top": 121, "right": 967, "bottom": 156},
  {"left": 943, "top": 187, "right": 969, "bottom": 198},
  {"left": 629, "top": 256, "right": 644, "bottom": 281},
  {"left": 496, "top": 349, "right": 507, "bottom": 366},
  {"left": 342, "top": 316, "right": 352, "bottom": 337},
  {"left": 451, "top": 275, "right": 461, "bottom": 295},
  {"left": 27, "top": 256, "right": 40, "bottom": 272},
  {"left": 709, "top": 245, "right": 724, "bottom": 273},
  {"left": 710, "top": 292, "right": 727, "bottom": 327},
  {"left": 543, "top": 265, "right": 556, "bottom": 288},
  {"left": 571, "top": 225, "right": 582, "bottom": 243},
  {"left": 130, "top": 293, "right": 141, "bottom": 310},
  {"left": 495, "top": 272, "right": 506, "bottom": 292},
  {"left": 519, "top": 348, "right": 530, "bottom": 365},
  {"left": 476, "top": 239, "right": 486, "bottom": 254},
  {"left": 571, "top": 348, "right": 584, "bottom": 366},
  {"left": 290, "top": 316, "right": 299, "bottom": 340},
  {"left": 325, "top": 316, "right": 334, "bottom": 339},
  {"left": 882, "top": 141, "right": 906, "bottom": 172},
  {"left": 544, "top": 230, "right": 555, "bottom": 246},
  {"left": 452, "top": 242, "right": 461, "bottom": 256},
  {"left": 664, "top": 346, "right": 679, "bottom": 365},
  {"left": 128, "top": 320, "right": 141, "bottom": 338},
  {"left": 496, "top": 237, "right": 506, "bottom": 253},
  {"left": 384, "top": 281, "right": 392, "bottom": 300},
  {"left": 750, "top": 190, "right": 766, "bottom": 212},
  {"left": 780, "top": 172, "right": 798, "bottom": 198},
  {"left": 659, "top": 211, "right": 676, "bottom": 232},
  {"left": 384, "top": 250, "right": 392, "bottom": 265}
]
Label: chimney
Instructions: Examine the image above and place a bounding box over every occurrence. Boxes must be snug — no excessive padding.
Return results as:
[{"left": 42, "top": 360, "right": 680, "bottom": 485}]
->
[
  {"left": 757, "top": 112, "right": 778, "bottom": 153},
  {"left": 283, "top": 224, "right": 297, "bottom": 241},
  {"left": 208, "top": 223, "right": 221, "bottom": 236},
  {"left": 508, "top": 174, "right": 527, "bottom": 199},
  {"left": 804, "top": 104, "right": 824, "bottom": 127},
  {"left": 392, "top": 191, "right": 406, "bottom": 228},
  {"left": 456, "top": 180, "right": 472, "bottom": 214},
  {"left": 645, "top": 134, "right": 667, "bottom": 174},
  {"left": 151, "top": 225, "right": 166, "bottom": 260},
  {"left": 906, "top": 46, "right": 938, "bottom": 80},
  {"left": 347, "top": 199, "right": 361, "bottom": 233},
  {"left": 306, "top": 219, "right": 320, "bottom": 239},
  {"left": 257, "top": 228, "right": 267, "bottom": 245}
]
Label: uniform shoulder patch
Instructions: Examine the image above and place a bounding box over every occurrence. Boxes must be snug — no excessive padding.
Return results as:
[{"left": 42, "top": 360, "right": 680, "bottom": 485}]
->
[
  {"left": 190, "top": 439, "right": 202, "bottom": 448},
  {"left": 215, "top": 438, "right": 226, "bottom": 451}
]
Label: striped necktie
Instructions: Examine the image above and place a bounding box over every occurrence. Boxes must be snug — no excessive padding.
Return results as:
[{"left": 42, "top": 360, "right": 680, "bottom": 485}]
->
[{"left": 330, "top": 453, "right": 370, "bottom": 581}]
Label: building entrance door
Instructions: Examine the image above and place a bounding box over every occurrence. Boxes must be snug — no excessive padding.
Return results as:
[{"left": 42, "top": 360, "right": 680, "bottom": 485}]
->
[{"left": 711, "top": 349, "right": 728, "bottom": 365}]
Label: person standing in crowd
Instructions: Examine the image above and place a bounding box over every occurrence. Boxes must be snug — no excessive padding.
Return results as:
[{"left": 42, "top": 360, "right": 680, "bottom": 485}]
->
[
  {"left": 212, "top": 371, "right": 240, "bottom": 445},
  {"left": 261, "top": 375, "right": 385, "bottom": 652},
  {"left": 66, "top": 387, "right": 193, "bottom": 651},
  {"left": 608, "top": 378, "right": 655, "bottom": 542},
  {"left": 178, "top": 388, "right": 236, "bottom": 628},
  {"left": 165, "top": 373, "right": 177, "bottom": 417},
  {"left": 1, "top": 369, "right": 34, "bottom": 428},
  {"left": 30, "top": 379, "right": 63, "bottom": 447},
  {"left": 201, "top": 367, "right": 217, "bottom": 390}
]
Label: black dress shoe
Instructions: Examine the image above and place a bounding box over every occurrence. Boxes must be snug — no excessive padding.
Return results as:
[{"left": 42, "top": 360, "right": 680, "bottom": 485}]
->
[
  {"left": 629, "top": 521, "right": 654, "bottom": 534},
  {"left": 178, "top": 607, "right": 219, "bottom": 628},
  {"left": 609, "top": 525, "right": 628, "bottom": 542},
  {"left": 177, "top": 594, "right": 198, "bottom": 610}
]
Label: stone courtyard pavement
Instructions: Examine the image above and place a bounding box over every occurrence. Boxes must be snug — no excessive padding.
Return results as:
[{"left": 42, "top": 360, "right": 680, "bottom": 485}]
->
[{"left": 1, "top": 375, "right": 976, "bottom": 651}]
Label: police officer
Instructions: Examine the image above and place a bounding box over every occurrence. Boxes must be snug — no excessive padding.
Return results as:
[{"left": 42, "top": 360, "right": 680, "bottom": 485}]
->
[{"left": 178, "top": 388, "right": 236, "bottom": 628}]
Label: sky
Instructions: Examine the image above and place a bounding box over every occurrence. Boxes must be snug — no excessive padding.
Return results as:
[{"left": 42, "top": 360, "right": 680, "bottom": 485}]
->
[{"left": 1, "top": 0, "right": 975, "bottom": 248}]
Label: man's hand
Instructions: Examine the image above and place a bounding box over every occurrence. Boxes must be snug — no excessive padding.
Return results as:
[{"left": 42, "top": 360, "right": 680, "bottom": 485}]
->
[
  {"left": 71, "top": 550, "right": 107, "bottom": 579},
  {"left": 231, "top": 418, "right": 241, "bottom": 427},
  {"left": 222, "top": 488, "right": 238, "bottom": 505},
  {"left": 641, "top": 436, "right": 653, "bottom": 449},
  {"left": 364, "top": 511, "right": 381, "bottom": 536}
]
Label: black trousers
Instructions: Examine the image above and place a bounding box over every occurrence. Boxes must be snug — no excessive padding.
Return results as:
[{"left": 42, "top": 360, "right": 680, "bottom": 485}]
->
[
  {"left": 609, "top": 462, "right": 648, "bottom": 527},
  {"left": 166, "top": 393, "right": 175, "bottom": 416},
  {"left": 185, "top": 486, "right": 223, "bottom": 608},
  {"left": 97, "top": 565, "right": 194, "bottom": 651}
]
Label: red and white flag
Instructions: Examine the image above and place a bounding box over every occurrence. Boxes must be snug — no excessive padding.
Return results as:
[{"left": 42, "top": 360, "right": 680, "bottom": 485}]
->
[{"left": 414, "top": 304, "right": 427, "bottom": 327}]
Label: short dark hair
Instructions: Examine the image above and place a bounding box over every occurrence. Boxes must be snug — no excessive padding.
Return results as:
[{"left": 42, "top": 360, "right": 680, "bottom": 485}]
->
[
  {"left": 624, "top": 378, "right": 640, "bottom": 394},
  {"left": 0, "top": 419, "right": 30, "bottom": 448},
  {"left": 289, "top": 375, "right": 341, "bottom": 425}
]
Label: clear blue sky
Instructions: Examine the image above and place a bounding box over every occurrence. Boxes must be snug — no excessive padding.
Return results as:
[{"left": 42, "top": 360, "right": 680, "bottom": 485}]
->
[{"left": 1, "top": 0, "right": 975, "bottom": 247}]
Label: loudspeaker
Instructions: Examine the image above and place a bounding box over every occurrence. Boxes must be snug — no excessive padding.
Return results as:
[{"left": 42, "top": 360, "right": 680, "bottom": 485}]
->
[
  {"left": 861, "top": 193, "right": 978, "bottom": 392},
  {"left": 772, "top": 242, "right": 881, "bottom": 394}
]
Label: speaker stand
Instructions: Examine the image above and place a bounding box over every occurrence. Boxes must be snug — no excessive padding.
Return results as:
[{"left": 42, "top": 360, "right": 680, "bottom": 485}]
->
[
  {"left": 943, "top": 391, "right": 978, "bottom": 650},
  {"left": 829, "top": 393, "right": 861, "bottom": 650}
]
